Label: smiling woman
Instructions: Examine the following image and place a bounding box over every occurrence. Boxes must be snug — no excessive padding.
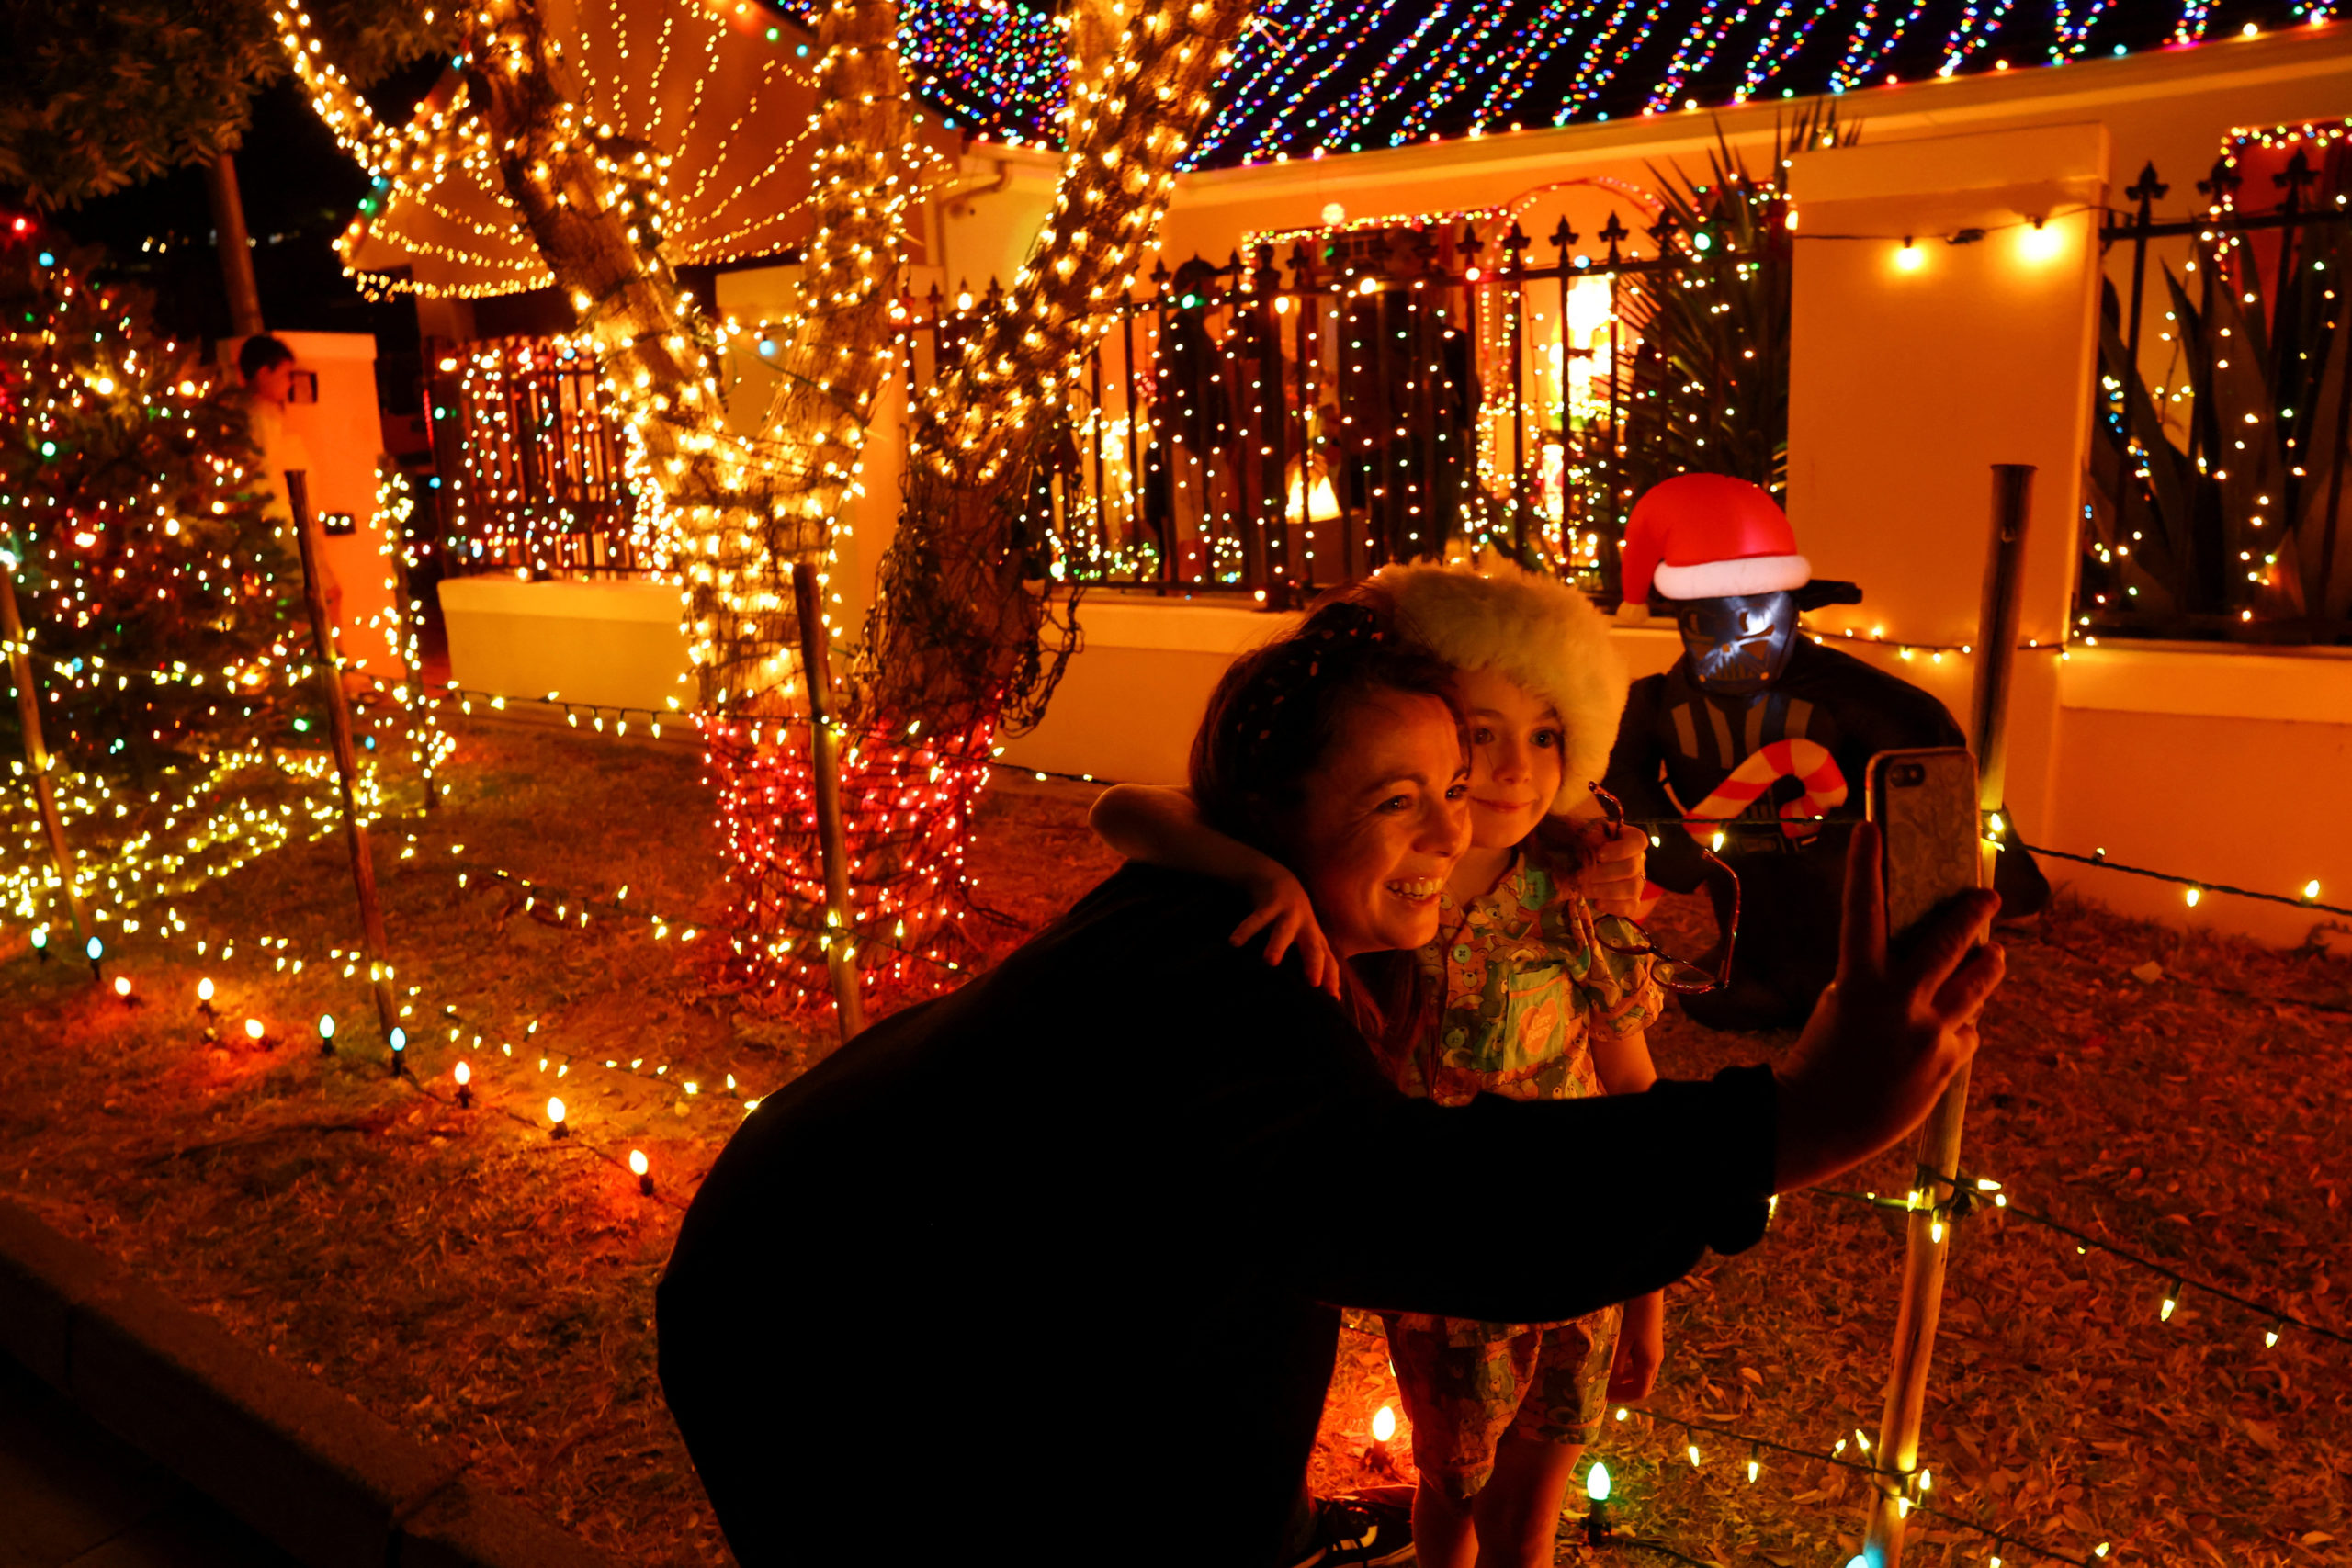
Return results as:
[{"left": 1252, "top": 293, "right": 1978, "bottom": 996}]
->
[
  {"left": 655, "top": 598, "right": 2005, "bottom": 1568},
  {"left": 1187, "top": 602, "right": 1470, "bottom": 1026}
]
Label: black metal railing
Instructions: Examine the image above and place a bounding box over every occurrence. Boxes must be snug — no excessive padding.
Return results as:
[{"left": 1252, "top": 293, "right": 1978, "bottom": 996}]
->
[
  {"left": 424, "top": 336, "right": 662, "bottom": 578},
  {"left": 901, "top": 215, "right": 1680, "bottom": 604},
  {"left": 2084, "top": 142, "right": 2351, "bottom": 646},
  {"left": 424, "top": 209, "right": 1690, "bottom": 600}
]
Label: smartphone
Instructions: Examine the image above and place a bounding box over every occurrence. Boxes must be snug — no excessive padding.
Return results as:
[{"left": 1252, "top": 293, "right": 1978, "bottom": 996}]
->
[{"left": 1866, "top": 748, "right": 1981, "bottom": 953}]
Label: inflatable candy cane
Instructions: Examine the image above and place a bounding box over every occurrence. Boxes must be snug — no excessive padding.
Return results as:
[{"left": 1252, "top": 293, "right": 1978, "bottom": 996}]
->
[
  {"left": 1628, "top": 739, "right": 1849, "bottom": 915},
  {"left": 1680, "top": 739, "right": 1849, "bottom": 847}
]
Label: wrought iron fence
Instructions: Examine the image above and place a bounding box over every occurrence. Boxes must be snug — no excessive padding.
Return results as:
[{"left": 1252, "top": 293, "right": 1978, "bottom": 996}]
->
[
  {"left": 423, "top": 211, "right": 1692, "bottom": 599},
  {"left": 901, "top": 216, "right": 1681, "bottom": 604},
  {"left": 2083, "top": 139, "right": 2350, "bottom": 646},
  {"left": 424, "top": 335, "right": 666, "bottom": 577}
]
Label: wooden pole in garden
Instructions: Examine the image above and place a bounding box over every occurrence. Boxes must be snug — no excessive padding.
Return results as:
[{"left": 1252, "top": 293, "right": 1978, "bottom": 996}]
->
[
  {"left": 0, "top": 554, "right": 97, "bottom": 975},
  {"left": 790, "top": 560, "right": 864, "bottom": 1041},
  {"left": 286, "top": 471, "right": 400, "bottom": 1043},
  {"left": 1863, "top": 463, "right": 2034, "bottom": 1563}
]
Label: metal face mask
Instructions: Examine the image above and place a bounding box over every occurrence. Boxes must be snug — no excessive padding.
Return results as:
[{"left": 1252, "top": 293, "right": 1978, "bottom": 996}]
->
[{"left": 1675, "top": 592, "right": 1800, "bottom": 695}]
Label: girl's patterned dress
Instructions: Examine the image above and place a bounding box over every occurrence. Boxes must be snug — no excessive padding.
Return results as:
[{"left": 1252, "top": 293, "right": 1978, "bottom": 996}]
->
[{"left": 1380, "top": 843, "right": 1662, "bottom": 1502}]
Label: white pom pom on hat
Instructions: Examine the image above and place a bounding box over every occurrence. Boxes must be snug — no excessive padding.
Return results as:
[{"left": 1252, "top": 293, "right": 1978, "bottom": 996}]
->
[
  {"left": 1619, "top": 474, "right": 1810, "bottom": 608},
  {"left": 1365, "top": 558, "right": 1628, "bottom": 817}
]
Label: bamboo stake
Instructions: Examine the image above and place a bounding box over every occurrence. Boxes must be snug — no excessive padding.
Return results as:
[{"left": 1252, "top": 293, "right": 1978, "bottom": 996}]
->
[
  {"left": 287, "top": 472, "right": 400, "bottom": 1047},
  {"left": 1863, "top": 463, "right": 2034, "bottom": 1564},
  {"left": 0, "top": 554, "right": 97, "bottom": 976},
  {"left": 790, "top": 560, "right": 864, "bottom": 1041}
]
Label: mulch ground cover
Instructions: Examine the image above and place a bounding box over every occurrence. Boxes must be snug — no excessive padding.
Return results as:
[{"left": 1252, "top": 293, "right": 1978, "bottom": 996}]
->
[{"left": 0, "top": 714, "right": 2345, "bottom": 1566}]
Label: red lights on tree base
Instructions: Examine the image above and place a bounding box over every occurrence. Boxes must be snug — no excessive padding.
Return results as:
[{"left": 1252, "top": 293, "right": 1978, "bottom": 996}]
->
[{"left": 703, "top": 713, "right": 997, "bottom": 1011}]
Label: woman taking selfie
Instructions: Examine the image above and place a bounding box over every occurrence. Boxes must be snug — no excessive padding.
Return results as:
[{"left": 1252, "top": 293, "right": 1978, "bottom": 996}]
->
[{"left": 657, "top": 599, "right": 2003, "bottom": 1567}]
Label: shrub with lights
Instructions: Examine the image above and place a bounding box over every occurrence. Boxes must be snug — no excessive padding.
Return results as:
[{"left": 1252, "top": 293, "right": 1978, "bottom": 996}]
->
[
  {"left": 1611, "top": 105, "right": 1857, "bottom": 566},
  {"left": 0, "top": 220, "right": 312, "bottom": 781}
]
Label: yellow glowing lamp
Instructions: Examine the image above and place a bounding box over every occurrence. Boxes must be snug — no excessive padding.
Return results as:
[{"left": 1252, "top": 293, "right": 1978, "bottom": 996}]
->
[
  {"left": 1895, "top": 239, "right": 1924, "bottom": 272},
  {"left": 2305, "top": 879, "right": 2322, "bottom": 901},
  {"left": 2185, "top": 886, "right": 2202, "bottom": 908},
  {"left": 1585, "top": 1461, "right": 1611, "bottom": 1503},
  {"left": 1371, "top": 1404, "right": 1396, "bottom": 1442},
  {"left": 2160, "top": 1288, "right": 2178, "bottom": 1322},
  {"left": 455, "top": 1062, "right": 471, "bottom": 1088},
  {"left": 113, "top": 976, "right": 131, "bottom": 998},
  {"left": 628, "top": 1149, "right": 650, "bottom": 1178},
  {"left": 244, "top": 1018, "right": 266, "bottom": 1042},
  {"left": 198, "top": 977, "right": 215, "bottom": 1003},
  {"left": 2265, "top": 1325, "right": 2281, "bottom": 1348},
  {"left": 1687, "top": 1443, "right": 1702, "bottom": 1468},
  {"left": 548, "top": 1096, "right": 567, "bottom": 1127}
]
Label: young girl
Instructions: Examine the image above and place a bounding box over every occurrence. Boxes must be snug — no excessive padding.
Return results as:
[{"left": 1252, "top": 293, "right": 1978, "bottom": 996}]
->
[{"left": 1091, "top": 560, "right": 1665, "bottom": 1568}]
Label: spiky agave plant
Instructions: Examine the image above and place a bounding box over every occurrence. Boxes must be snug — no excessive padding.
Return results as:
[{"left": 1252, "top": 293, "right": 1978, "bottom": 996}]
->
[
  {"left": 1613, "top": 104, "right": 1860, "bottom": 522},
  {"left": 2083, "top": 143, "right": 2351, "bottom": 645}
]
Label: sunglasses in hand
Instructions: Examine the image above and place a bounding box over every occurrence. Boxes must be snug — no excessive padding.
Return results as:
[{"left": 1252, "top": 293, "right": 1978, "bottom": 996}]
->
[{"left": 1586, "top": 784, "right": 1741, "bottom": 996}]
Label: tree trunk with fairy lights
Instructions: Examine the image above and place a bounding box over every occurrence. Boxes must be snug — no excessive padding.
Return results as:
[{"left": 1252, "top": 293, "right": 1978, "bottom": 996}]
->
[
  {"left": 449, "top": 0, "right": 925, "bottom": 1011},
  {"left": 858, "top": 0, "right": 1255, "bottom": 738},
  {"left": 816, "top": 0, "right": 1254, "bottom": 1007},
  {"left": 462, "top": 0, "right": 910, "bottom": 716}
]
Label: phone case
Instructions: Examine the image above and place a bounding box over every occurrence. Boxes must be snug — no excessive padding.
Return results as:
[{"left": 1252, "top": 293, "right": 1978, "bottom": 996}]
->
[{"left": 1867, "top": 748, "right": 1981, "bottom": 949}]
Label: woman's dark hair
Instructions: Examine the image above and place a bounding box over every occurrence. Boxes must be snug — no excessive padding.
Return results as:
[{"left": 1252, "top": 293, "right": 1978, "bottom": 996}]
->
[
  {"left": 1188, "top": 595, "right": 1460, "bottom": 1052},
  {"left": 238, "top": 334, "right": 295, "bottom": 381}
]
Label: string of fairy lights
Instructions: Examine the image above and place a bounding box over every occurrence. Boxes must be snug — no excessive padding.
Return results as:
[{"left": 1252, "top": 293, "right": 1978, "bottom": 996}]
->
[
  {"left": 1587, "top": 1401, "right": 2121, "bottom": 1568},
  {"left": 276, "top": 0, "right": 841, "bottom": 300},
  {"left": 863, "top": 1, "right": 2329, "bottom": 167},
  {"left": 76, "top": 831, "right": 734, "bottom": 1211},
  {"left": 1815, "top": 1179, "right": 2352, "bottom": 1348}
]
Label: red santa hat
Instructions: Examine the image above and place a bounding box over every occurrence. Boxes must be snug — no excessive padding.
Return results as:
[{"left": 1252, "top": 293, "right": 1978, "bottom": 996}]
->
[{"left": 1619, "top": 474, "right": 1811, "bottom": 609}]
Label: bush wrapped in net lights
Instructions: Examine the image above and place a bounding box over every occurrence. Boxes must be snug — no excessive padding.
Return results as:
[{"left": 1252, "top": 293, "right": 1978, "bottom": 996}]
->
[{"left": 703, "top": 710, "right": 998, "bottom": 1009}]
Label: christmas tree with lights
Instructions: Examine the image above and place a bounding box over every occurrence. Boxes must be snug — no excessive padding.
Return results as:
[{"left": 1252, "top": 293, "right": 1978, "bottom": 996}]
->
[{"left": 0, "top": 216, "right": 311, "bottom": 784}]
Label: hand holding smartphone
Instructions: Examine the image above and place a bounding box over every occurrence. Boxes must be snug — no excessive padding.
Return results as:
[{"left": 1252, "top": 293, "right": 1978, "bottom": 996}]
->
[{"left": 1867, "top": 748, "right": 1984, "bottom": 954}]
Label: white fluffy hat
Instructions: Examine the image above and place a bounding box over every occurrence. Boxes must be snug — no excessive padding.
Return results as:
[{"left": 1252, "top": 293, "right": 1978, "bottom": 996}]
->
[{"left": 1366, "top": 558, "right": 1629, "bottom": 816}]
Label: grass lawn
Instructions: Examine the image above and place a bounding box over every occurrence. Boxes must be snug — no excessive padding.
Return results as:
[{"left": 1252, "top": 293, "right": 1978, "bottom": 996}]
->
[{"left": 0, "top": 715, "right": 2344, "bottom": 1566}]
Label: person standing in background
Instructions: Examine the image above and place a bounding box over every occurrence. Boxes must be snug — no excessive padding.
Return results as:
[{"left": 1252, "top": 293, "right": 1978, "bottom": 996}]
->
[{"left": 232, "top": 334, "right": 343, "bottom": 628}]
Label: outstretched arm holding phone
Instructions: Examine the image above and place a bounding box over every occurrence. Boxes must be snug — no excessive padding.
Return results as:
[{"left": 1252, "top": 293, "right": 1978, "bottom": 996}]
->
[{"left": 1771, "top": 819, "right": 2004, "bottom": 1194}]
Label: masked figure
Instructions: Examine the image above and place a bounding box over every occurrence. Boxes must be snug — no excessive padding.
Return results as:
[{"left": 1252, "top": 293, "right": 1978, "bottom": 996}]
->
[{"left": 1601, "top": 475, "right": 2047, "bottom": 1032}]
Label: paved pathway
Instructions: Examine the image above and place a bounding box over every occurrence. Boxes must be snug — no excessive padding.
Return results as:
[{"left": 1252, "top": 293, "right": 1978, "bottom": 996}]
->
[{"left": 0, "top": 1353, "right": 298, "bottom": 1568}]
